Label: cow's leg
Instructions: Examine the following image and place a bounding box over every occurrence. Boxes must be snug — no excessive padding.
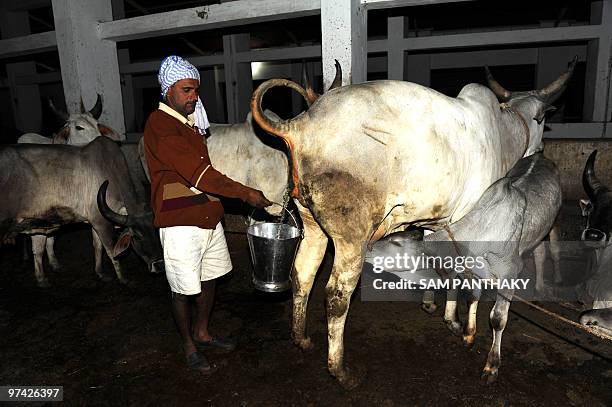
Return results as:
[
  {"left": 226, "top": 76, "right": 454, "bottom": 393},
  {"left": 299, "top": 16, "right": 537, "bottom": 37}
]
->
[
  {"left": 549, "top": 226, "right": 563, "bottom": 284},
  {"left": 45, "top": 236, "right": 60, "bottom": 271},
  {"left": 31, "top": 235, "right": 50, "bottom": 288},
  {"left": 326, "top": 238, "right": 364, "bottom": 389},
  {"left": 533, "top": 242, "right": 547, "bottom": 293},
  {"left": 482, "top": 288, "right": 514, "bottom": 384},
  {"left": 91, "top": 229, "right": 110, "bottom": 281},
  {"left": 421, "top": 290, "right": 437, "bottom": 313},
  {"left": 444, "top": 288, "right": 463, "bottom": 336},
  {"left": 92, "top": 224, "right": 126, "bottom": 283},
  {"left": 292, "top": 200, "right": 328, "bottom": 350},
  {"left": 463, "top": 290, "right": 480, "bottom": 348}
]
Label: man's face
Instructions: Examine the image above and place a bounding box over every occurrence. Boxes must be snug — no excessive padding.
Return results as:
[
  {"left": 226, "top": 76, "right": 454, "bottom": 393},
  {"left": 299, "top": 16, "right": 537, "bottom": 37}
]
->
[{"left": 166, "top": 78, "right": 199, "bottom": 117}]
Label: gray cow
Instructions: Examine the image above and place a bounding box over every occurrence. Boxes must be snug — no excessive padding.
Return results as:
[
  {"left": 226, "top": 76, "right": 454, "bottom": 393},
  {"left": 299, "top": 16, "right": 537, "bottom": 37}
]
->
[
  {"left": 366, "top": 153, "right": 562, "bottom": 383},
  {"left": 0, "top": 137, "right": 164, "bottom": 285},
  {"left": 578, "top": 150, "right": 612, "bottom": 332},
  {"left": 17, "top": 95, "right": 133, "bottom": 287}
]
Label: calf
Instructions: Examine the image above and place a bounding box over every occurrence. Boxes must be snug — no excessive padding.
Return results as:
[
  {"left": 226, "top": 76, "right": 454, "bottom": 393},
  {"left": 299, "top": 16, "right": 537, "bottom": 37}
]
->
[{"left": 368, "top": 153, "right": 561, "bottom": 383}]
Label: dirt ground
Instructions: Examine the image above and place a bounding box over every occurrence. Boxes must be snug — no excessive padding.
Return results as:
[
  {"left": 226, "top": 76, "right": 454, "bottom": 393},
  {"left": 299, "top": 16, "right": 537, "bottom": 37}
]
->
[{"left": 1, "top": 202, "right": 611, "bottom": 406}]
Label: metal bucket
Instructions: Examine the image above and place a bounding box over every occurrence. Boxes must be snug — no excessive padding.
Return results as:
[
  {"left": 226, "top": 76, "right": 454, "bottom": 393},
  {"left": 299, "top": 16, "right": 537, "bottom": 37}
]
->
[{"left": 247, "top": 206, "right": 302, "bottom": 292}]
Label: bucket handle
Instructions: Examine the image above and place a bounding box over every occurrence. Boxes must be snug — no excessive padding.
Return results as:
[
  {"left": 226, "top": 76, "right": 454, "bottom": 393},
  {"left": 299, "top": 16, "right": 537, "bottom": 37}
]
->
[{"left": 248, "top": 202, "right": 304, "bottom": 239}]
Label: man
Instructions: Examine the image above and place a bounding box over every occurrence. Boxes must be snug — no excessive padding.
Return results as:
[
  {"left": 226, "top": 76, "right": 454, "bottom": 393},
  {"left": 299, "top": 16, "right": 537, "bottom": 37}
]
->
[{"left": 143, "top": 55, "right": 272, "bottom": 373}]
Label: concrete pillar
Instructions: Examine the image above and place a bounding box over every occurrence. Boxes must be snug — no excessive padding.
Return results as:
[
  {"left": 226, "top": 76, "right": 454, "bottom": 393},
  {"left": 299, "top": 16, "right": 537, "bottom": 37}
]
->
[
  {"left": 1, "top": 7, "right": 42, "bottom": 133},
  {"left": 536, "top": 45, "right": 575, "bottom": 122},
  {"left": 584, "top": 0, "right": 612, "bottom": 122},
  {"left": 223, "top": 33, "right": 252, "bottom": 123},
  {"left": 387, "top": 16, "right": 406, "bottom": 80},
  {"left": 321, "top": 0, "right": 367, "bottom": 88},
  {"left": 51, "top": 0, "right": 125, "bottom": 137},
  {"left": 118, "top": 49, "right": 136, "bottom": 133}
]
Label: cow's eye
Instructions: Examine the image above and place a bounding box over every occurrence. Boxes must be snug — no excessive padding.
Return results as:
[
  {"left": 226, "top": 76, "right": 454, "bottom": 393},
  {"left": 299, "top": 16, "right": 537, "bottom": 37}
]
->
[{"left": 75, "top": 125, "right": 84, "bottom": 131}]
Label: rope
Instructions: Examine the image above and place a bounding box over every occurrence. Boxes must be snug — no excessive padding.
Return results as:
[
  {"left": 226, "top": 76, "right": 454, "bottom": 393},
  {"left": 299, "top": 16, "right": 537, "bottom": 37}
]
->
[
  {"left": 441, "top": 224, "right": 612, "bottom": 342},
  {"left": 512, "top": 293, "right": 612, "bottom": 342}
]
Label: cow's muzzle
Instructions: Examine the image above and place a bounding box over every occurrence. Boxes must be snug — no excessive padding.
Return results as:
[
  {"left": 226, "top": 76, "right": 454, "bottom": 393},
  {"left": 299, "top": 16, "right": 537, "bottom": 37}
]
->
[
  {"left": 150, "top": 259, "right": 165, "bottom": 274},
  {"left": 581, "top": 227, "right": 607, "bottom": 247}
]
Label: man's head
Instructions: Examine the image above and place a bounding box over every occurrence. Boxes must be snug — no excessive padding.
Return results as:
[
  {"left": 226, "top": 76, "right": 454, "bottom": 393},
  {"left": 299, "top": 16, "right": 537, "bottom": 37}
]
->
[
  {"left": 158, "top": 55, "right": 201, "bottom": 117},
  {"left": 166, "top": 78, "right": 199, "bottom": 117}
]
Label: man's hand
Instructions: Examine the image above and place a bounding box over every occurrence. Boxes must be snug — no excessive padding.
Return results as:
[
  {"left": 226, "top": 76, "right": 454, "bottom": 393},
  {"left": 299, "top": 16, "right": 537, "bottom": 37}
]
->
[{"left": 244, "top": 188, "right": 273, "bottom": 209}]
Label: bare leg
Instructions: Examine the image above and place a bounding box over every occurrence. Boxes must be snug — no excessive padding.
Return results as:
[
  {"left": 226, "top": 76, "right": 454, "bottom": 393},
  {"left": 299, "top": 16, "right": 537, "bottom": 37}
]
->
[
  {"left": 292, "top": 201, "right": 328, "bottom": 350},
  {"left": 171, "top": 292, "right": 197, "bottom": 357},
  {"left": 31, "top": 235, "right": 50, "bottom": 288},
  {"left": 193, "top": 280, "right": 216, "bottom": 341}
]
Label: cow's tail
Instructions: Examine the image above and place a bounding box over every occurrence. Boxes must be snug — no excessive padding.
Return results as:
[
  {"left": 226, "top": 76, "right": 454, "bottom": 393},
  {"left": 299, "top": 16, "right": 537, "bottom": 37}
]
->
[
  {"left": 251, "top": 79, "right": 311, "bottom": 199},
  {"left": 250, "top": 79, "right": 310, "bottom": 141}
]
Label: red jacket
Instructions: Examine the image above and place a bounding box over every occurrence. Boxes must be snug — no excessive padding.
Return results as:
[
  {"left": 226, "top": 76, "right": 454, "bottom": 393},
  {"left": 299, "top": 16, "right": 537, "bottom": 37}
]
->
[{"left": 143, "top": 107, "right": 250, "bottom": 229}]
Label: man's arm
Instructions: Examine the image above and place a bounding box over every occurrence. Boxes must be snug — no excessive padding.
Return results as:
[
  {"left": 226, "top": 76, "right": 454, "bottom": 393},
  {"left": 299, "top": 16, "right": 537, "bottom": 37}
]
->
[{"left": 161, "top": 133, "right": 271, "bottom": 208}]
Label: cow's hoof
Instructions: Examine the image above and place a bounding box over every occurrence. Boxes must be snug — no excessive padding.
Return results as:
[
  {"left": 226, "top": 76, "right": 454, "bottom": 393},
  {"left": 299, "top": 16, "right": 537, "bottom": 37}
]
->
[
  {"left": 120, "top": 279, "right": 136, "bottom": 289},
  {"left": 49, "top": 263, "right": 61, "bottom": 272},
  {"left": 37, "top": 279, "right": 51, "bottom": 289},
  {"left": 331, "top": 365, "right": 365, "bottom": 390},
  {"left": 97, "top": 273, "right": 114, "bottom": 283},
  {"left": 445, "top": 320, "right": 463, "bottom": 337},
  {"left": 421, "top": 302, "right": 437, "bottom": 314},
  {"left": 294, "top": 337, "right": 314, "bottom": 351},
  {"left": 480, "top": 368, "right": 498, "bottom": 385},
  {"left": 462, "top": 334, "right": 476, "bottom": 349}
]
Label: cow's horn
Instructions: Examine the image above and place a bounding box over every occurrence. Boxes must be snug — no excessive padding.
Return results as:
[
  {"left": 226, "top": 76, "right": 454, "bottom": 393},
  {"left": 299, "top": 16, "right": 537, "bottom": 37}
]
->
[
  {"left": 47, "top": 98, "right": 68, "bottom": 122},
  {"left": 302, "top": 61, "right": 319, "bottom": 105},
  {"left": 583, "top": 149, "right": 605, "bottom": 201},
  {"left": 485, "top": 66, "right": 512, "bottom": 102},
  {"left": 251, "top": 79, "right": 309, "bottom": 139},
  {"left": 89, "top": 94, "right": 103, "bottom": 120},
  {"left": 97, "top": 180, "right": 128, "bottom": 226},
  {"left": 328, "top": 59, "right": 342, "bottom": 91},
  {"left": 536, "top": 56, "right": 577, "bottom": 104}
]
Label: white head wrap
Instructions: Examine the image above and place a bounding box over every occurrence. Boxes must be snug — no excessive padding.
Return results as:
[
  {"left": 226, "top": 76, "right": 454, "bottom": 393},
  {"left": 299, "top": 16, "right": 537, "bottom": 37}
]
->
[{"left": 158, "top": 55, "right": 210, "bottom": 134}]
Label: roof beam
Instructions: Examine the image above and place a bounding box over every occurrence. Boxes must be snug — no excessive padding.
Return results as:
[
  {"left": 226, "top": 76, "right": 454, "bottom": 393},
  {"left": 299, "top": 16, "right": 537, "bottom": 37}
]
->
[
  {"left": 361, "top": 0, "right": 476, "bottom": 10},
  {"left": 0, "top": 31, "right": 56, "bottom": 58},
  {"left": 369, "top": 24, "right": 602, "bottom": 52},
  {"left": 98, "top": 0, "right": 321, "bottom": 42}
]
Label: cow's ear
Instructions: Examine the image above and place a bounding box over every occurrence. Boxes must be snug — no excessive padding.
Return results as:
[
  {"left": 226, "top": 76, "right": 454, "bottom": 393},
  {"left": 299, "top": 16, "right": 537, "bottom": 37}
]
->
[
  {"left": 534, "top": 105, "right": 557, "bottom": 124},
  {"left": 53, "top": 126, "right": 70, "bottom": 144},
  {"left": 98, "top": 124, "right": 122, "bottom": 141},
  {"left": 112, "top": 229, "right": 132, "bottom": 258}
]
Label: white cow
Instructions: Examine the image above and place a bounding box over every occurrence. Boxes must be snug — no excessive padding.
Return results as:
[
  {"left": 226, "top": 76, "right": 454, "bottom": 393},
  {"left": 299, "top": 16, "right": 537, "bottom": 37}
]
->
[
  {"left": 251, "top": 58, "right": 576, "bottom": 388},
  {"left": 17, "top": 95, "right": 122, "bottom": 287}
]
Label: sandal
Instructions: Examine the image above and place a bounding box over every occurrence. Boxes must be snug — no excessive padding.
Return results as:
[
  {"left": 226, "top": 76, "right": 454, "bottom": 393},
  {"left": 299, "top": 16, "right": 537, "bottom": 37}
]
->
[
  {"left": 193, "top": 336, "right": 237, "bottom": 351},
  {"left": 185, "top": 351, "right": 213, "bottom": 374}
]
